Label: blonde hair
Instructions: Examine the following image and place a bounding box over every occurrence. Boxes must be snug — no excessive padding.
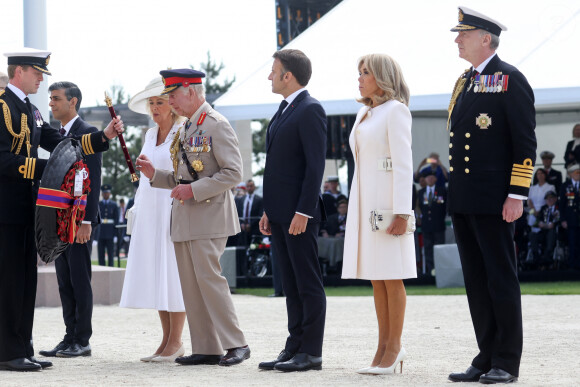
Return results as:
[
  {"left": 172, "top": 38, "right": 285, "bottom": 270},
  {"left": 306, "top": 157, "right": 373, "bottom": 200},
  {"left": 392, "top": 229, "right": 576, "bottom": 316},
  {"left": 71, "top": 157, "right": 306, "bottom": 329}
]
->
[
  {"left": 146, "top": 94, "right": 179, "bottom": 123},
  {"left": 356, "top": 54, "right": 410, "bottom": 107}
]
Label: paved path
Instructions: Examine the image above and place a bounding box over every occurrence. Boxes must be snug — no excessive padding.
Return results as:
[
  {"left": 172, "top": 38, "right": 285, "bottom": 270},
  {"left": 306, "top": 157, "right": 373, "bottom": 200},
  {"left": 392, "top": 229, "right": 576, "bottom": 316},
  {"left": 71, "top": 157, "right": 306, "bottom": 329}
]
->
[{"left": 2, "top": 295, "right": 579, "bottom": 386}]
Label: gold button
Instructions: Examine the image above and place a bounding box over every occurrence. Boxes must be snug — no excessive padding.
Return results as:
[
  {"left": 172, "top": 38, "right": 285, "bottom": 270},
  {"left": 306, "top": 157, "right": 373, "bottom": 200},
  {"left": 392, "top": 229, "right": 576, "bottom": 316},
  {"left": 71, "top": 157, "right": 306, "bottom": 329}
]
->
[
  {"left": 464, "top": 156, "right": 469, "bottom": 162},
  {"left": 449, "top": 155, "right": 452, "bottom": 160},
  {"left": 450, "top": 167, "right": 454, "bottom": 172},
  {"left": 206, "top": 199, "right": 210, "bottom": 203},
  {"left": 449, "top": 143, "right": 453, "bottom": 148},
  {"left": 465, "top": 168, "right": 470, "bottom": 173},
  {"left": 450, "top": 132, "right": 454, "bottom": 137},
  {"left": 465, "top": 133, "right": 471, "bottom": 138},
  {"left": 465, "top": 145, "right": 470, "bottom": 150}
]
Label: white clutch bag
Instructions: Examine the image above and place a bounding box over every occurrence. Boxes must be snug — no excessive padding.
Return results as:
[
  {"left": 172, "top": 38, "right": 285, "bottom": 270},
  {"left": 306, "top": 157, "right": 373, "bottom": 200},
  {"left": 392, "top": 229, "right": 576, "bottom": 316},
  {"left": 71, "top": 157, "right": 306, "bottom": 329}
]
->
[
  {"left": 126, "top": 206, "right": 137, "bottom": 235},
  {"left": 369, "top": 210, "right": 416, "bottom": 234}
]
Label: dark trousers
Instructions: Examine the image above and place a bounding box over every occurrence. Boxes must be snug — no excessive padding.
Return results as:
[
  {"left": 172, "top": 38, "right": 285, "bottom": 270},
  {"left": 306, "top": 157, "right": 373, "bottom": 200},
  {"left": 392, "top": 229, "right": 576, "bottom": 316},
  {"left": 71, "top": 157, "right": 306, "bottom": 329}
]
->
[
  {"left": 270, "top": 221, "right": 326, "bottom": 357},
  {"left": 270, "top": 242, "right": 284, "bottom": 295},
  {"left": 422, "top": 230, "right": 446, "bottom": 272},
  {"left": 97, "top": 238, "right": 115, "bottom": 267},
  {"left": 529, "top": 229, "right": 557, "bottom": 264},
  {"left": 55, "top": 242, "right": 93, "bottom": 346},
  {"left": 0, "top": 223, "right": 36, "bottom": 361},
  {"left": 451, "top": 214, "right": 522, "bottom": 376},
  {"left": 566, "top": 226, "right": 580, "bottom": 269}
]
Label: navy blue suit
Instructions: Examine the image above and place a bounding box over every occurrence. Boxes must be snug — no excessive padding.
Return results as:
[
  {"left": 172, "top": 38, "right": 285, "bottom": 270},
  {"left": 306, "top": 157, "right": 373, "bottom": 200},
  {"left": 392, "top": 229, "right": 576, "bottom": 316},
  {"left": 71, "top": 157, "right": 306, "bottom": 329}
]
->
[
  {"left": 263, "top": 90, "right": 327, "bottom": 357},
  {"left": 55, "top": 117, "right": 101, "bottom": 347},
  {"left": 97, "top": 200, "right": 119, "bottom": 266}
]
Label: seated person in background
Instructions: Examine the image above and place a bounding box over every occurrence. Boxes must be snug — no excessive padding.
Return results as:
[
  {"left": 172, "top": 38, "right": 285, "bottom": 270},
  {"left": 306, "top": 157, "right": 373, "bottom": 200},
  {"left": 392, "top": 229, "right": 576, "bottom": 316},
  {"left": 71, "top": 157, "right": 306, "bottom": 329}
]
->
[
  {"left": 564, "top": 123, "right": 580, "bottom": 168},
  {"left": 322, "top": 176, "right": 347, "bottom": 217},
  {"left": 559, "top": 163, "right": 580, "bottom": 271},
  {"left": 320, "top": 199, "right": 348, "bottom": 237},
  {"left": 417, "top": 171, "right": 447, "bottom": 274},
  {"left": 414, "top": 152, "right": 448, "bottom": 188},
  {"left": 529, "top": 191, "right": 560, "bottom": 268},
  {"left": 533, "top": 151, "right": 562, "bottom": 194},
  {"left": 527, "top": 168, "right": 555, "bottom": 229}
]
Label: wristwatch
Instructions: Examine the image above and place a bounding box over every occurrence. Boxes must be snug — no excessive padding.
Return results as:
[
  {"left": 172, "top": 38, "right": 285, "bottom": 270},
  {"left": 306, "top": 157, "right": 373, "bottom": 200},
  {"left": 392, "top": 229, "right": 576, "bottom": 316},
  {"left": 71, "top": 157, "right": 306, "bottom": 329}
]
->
[{"left": 397, "top": 214, "right": 410, "bottom": 220}]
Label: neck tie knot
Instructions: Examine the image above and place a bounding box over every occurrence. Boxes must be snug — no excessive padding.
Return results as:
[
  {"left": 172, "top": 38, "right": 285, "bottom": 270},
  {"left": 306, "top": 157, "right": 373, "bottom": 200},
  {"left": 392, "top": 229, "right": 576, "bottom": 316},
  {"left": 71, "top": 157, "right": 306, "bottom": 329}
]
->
[{"left": 59, "top": 126, "right": 66, "bottom": 136}]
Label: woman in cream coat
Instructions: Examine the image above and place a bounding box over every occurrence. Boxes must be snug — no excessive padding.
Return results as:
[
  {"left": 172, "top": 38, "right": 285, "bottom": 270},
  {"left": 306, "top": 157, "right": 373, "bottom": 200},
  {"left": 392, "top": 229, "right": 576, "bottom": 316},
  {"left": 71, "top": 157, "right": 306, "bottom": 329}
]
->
[{"left": 342, "top": 54, "right": 416, "bottom": 375}]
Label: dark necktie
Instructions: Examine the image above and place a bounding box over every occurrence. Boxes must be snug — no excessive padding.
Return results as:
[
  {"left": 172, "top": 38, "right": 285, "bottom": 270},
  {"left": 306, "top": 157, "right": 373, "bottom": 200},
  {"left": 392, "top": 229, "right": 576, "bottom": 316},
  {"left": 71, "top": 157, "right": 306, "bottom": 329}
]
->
[
  {"left": 269, "top": 100, "right": 289, "bottom": 132},
  {"left": 24, "top": 97, "right": 33, "bottom": 114},
  {"left": 428, "top": 188, "right": 434, "bottom": 205},
  {"left": 244, "top": 196, "right": 251, "bottom": 222},
  {"left": 59, "top": 126, "right": 66, "bottom": 136}
]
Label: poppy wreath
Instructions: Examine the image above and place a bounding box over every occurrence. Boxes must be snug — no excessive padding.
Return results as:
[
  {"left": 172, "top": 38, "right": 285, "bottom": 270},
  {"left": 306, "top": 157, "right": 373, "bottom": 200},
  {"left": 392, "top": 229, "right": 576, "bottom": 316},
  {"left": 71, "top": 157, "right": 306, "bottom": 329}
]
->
[{"left": 55, "top": 161, "right": 91, "bottom": 243}]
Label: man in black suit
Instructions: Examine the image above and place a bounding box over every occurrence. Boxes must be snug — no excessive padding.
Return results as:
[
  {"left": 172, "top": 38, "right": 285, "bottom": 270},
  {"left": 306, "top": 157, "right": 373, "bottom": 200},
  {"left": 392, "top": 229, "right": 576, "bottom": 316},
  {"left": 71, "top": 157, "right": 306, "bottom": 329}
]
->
[
  {"left": 321, "top": 176, "right": 347, "bottom": 217},
  {"left": 0, "top": 49, "right": 123, "bottom": 372},
  {"left": 236, "top": 179, "right": 264, "bottom": 246},
  {"left": 533, "top": 151, "right": 562, "bottom": 194},
  {"left": 559, "top": 164, "right": 580, "bottom": 271},
  {"left": 446, "top": 7, "right": 536, "bottom": 384},
  {"left": 39, "top": 82, "right": 101, "bottom": 359},
  {"left": 417, "top": 171, "right": 447, "bottom": 275},
  {"left": 259, "top": 49, "right": 327, "bottom": 372},
  {"left": 97, "top": 185, "right": 119, "bottom": 267}
]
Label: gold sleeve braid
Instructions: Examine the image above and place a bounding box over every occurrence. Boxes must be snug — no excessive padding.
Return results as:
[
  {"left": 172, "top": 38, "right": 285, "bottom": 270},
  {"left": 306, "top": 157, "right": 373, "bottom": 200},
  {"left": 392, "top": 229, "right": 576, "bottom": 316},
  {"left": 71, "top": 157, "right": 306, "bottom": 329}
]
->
[
  {"left": 446, "top": 69, "right": 470, "bottom": 131},
  {"left": 169, "top": 127, "right": 182, "bottom": 179},
  {"left": 510, "top": 158, "right": 534, "bottom": 188},
  {"left": 0, "top": 91, "right": 31, "bottom": 157},
  {"left": 18, "top": 157, "right": 36, "bottom": 179},
  {"left": 81, "top": 134, "right": 94, "bottom": 155}
]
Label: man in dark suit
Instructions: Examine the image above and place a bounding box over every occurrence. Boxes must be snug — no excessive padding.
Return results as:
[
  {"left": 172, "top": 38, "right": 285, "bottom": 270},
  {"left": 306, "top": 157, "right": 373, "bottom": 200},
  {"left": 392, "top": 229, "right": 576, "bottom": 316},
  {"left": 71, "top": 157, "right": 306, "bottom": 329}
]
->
[
  {"left": 320, "top": 199, "right": 347, "bottom": 237},
  {"left": 559, "top": 164, "right": 580, "bottom": 271},
  {"left": 259, "top": 49, "right": 327, "bottom": 372},
  {"left": 237, "top": 179, "right": 264, "bottom": 246},
  {"left": 97, "top": 185, "right": 119, "bottom": 267},
  {"left": 321, "top": 176, "right": 347, "bottom": 217},
  {"left": 446, "top": 7, "right": 536, "bottom": 384},
  {"left": 0, "top": 49, "right": 122, "bottom": 371},
  {"left": 417, "top": 171, "right": 447, "bottom": 274},
  {"left": 533, "top": 151, "right": 562, "bottom": 194},
  {"left": 40, "top": 82, "right": 100, "bottom": 358}
]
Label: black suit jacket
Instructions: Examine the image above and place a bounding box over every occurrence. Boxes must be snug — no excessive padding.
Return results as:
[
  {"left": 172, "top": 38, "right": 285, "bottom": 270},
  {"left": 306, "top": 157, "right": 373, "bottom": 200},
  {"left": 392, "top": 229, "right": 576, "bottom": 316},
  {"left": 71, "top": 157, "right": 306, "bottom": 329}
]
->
[
  {"left": 559, "top": 181, "right": 580, "bottom": 227},
  {"left": 235, "top": 193, "right": 264, "bottom": 236},
  {"left": 0, "top": 87, "right": 108, "bottom": 224},
  {"left": 418, "top": 185, "right": 447, "bottom": 233},
  {"left": 563, "top": 140, "right": 580, "bottom": 168},
  {"left": 68, "top": 118, "right": 102, "bottom": 225},
  {"left": 448, "top": 55, "right": 537, "bottom": 215},
  {"left": 263, "top": 90, "right": 327, "bottom": 223}
]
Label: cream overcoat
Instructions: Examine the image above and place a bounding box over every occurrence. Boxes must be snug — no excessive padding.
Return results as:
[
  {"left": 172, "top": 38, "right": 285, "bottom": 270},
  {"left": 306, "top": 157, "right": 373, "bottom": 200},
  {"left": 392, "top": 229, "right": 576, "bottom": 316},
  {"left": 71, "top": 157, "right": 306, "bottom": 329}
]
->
[
  {"left": 341, "top": 100, "right": 417, "bottom": 280},
  {"left": 150, "top": 102, "right": 242, "bottom": 242}
]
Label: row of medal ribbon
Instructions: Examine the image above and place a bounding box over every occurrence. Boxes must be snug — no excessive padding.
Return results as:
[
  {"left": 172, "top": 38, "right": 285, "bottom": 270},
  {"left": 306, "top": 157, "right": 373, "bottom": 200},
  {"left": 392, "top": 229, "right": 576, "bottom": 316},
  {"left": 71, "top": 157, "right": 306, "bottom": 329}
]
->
[
  {"left": 183, "top": 136, "right": 212, "bottom": 153},
  {"left": 469, "top": 74, "right": 510, "bottom": 93}
]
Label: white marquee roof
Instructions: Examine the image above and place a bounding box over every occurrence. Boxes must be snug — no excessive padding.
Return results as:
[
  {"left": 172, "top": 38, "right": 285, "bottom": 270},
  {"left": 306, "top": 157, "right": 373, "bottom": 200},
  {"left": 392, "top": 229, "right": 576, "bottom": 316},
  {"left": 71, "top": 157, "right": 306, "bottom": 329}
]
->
[{"left": 214, "top": 0, "right": 580, "bottom": 120}]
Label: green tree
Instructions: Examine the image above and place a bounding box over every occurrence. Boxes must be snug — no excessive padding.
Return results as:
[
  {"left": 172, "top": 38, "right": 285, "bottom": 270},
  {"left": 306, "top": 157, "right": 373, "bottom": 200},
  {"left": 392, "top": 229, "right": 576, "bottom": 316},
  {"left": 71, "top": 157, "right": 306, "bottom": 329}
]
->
[
  {"left": 252, "top": 119, "right": 269, "bottom": 176},
  {"left": 197, "top": 51, "right": 236, "bottom": 94}
]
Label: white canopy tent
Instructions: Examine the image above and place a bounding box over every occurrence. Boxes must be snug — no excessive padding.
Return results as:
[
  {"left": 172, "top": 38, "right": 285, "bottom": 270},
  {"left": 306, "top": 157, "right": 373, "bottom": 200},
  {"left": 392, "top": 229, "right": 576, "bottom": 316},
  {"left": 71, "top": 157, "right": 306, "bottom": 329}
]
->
[{"left": 215, "top": 0, "right": 580, "bottom": 177}]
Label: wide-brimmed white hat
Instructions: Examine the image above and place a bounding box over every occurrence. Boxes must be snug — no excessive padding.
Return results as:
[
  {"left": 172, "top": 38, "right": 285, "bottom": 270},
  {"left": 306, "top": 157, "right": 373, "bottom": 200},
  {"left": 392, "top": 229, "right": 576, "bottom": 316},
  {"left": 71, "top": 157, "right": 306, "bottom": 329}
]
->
[{"left": 128, "top": 77, "right": 165, "bottom": 115}]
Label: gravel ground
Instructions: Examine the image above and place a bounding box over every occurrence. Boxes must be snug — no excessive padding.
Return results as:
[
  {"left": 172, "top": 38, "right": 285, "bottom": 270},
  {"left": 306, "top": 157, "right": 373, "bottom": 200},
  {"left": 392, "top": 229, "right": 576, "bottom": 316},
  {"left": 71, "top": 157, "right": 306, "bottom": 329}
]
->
[{"left": 2, "top": 294, "right": 579, "bottom": 386}]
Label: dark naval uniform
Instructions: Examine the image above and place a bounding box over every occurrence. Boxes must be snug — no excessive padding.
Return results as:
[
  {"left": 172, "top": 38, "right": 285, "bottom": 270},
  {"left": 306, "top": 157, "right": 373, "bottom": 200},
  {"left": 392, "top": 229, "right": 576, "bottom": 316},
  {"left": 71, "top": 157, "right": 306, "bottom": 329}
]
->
[
  {"left": 417, "top": 184, "right": 447, "bottom": 272},
  {"left": 97, "top": 189, "right": 119, "bottom": 267},
  {"left": 559, "top": 179, "right": 580, "bottom": 270},
  {"left": 447, "top": 53, "right": 536, "bottom": 378},
  {"left": 0, "top": 85, "right": 109, "bottom": 364}
]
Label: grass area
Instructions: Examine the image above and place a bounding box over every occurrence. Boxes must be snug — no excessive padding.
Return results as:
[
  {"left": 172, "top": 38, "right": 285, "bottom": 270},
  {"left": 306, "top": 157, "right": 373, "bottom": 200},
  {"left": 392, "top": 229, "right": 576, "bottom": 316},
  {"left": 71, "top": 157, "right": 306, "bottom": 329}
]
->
[
  {"left": 91, "top": 260, "right": 127, "bottom": 269},
  {"left": 236, "top": 281, "right": 580, "bottom": 297}
]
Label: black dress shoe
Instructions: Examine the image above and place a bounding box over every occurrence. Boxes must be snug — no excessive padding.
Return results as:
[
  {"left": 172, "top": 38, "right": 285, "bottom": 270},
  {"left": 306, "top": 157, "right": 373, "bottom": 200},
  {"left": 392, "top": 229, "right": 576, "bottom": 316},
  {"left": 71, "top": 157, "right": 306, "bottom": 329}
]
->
[
  {"left": 56, "top": 343, "right": 92, "bottom": 357},
  {"left": 0, "top": 357, "right": 42, "bottom": 371},
  {"left": 39, "top": 341, "right": 70, "bottom": 357},
  {"left": 449, "top": 365, "right": 485, "bottom": 382},
  {"left": 175, "top": 354, "right": 222, "bottom": 365},
  {"left": 479, "top": 368, "right": 517, "bottom": 384},
  {"left": 219, "top": 346, "right": 250, "bottom": 366},
  {"left": 258, "top": 349, "right": 295, "bottom": 370},
  {"left": 27, "top": 356, "right": 52, "bottom": 369},
  {"left": 274, "top": 352, "right": 322, "bottom": 372}
]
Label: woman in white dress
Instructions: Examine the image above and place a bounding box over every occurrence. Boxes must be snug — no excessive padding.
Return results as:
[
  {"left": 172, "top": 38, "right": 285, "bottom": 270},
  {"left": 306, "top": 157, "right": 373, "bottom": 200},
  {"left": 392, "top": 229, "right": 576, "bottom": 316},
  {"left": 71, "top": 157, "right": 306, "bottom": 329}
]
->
[
  {"left": 342, "top": 54, "right": 416, "bottom": 375},
  {"left": 527, "top": 168, "right": 555, "bottom": 227},
  {"left": 120, "top": 77, "right": 186, "bottom": 362}
]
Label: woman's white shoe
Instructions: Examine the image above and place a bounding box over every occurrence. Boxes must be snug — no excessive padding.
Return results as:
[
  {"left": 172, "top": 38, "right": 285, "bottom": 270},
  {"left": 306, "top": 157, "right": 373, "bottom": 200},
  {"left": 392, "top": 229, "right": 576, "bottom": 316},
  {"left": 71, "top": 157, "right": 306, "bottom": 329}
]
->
[
  {"left": 140, "top": 354, "right": 160, "bottom": 362},
  {"left": 356, "top": 366, "right": 376, "bottom": 374},
  {"left": 367, "top": 347, "right": 406, "bottom": 375},
  {"left": 150, "top": 344, "right": 185, "bottom": 362}
]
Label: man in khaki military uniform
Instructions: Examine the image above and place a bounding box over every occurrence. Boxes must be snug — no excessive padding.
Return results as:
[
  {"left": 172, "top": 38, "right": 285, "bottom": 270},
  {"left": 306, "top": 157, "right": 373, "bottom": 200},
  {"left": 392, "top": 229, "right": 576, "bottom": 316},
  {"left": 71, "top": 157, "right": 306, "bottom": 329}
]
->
[{"left": 136, "top": 69, "right": 249, "bottom": 367}]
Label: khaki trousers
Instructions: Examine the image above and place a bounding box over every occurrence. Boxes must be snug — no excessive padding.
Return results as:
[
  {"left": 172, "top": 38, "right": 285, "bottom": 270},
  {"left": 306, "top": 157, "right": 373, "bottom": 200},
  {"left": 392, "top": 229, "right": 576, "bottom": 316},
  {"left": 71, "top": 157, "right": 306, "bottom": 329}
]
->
[{"left": 173, "top": 237, "right": 246, "bottom": 354}]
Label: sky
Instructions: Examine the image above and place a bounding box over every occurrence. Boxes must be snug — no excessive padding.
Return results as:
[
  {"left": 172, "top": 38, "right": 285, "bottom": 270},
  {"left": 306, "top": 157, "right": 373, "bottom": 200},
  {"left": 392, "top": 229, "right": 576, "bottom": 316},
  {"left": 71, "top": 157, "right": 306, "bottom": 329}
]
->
[{"left": 0, "top": 0, "right": 277, "bottom": 108}]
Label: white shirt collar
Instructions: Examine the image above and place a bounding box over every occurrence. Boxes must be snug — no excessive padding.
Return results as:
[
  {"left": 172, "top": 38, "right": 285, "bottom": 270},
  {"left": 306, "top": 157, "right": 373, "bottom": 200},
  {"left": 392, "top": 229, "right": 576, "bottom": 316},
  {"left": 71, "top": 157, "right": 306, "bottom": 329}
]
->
[
  {"left": 474, "top": 53, "right": 497, "bottom": 74},
  {"left": 7, "top": 83, "right": 27, "bottom": 102},
  {"left": 283, "top": 88, "right": 306, "bottom": 113},
  {"left": 61, "top": 115, "right": 79, "bottom": 136}
]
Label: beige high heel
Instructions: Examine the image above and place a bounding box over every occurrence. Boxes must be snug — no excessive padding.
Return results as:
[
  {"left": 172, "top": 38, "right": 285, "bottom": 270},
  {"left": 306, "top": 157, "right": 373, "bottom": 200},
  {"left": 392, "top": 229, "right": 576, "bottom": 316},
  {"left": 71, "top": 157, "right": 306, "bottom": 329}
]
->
[
  {"left": 150, "top": 344, "right": 185, "bottom": 362},
  {"left": 367, "top": 347, "right": 406, "bottom": 375}
]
